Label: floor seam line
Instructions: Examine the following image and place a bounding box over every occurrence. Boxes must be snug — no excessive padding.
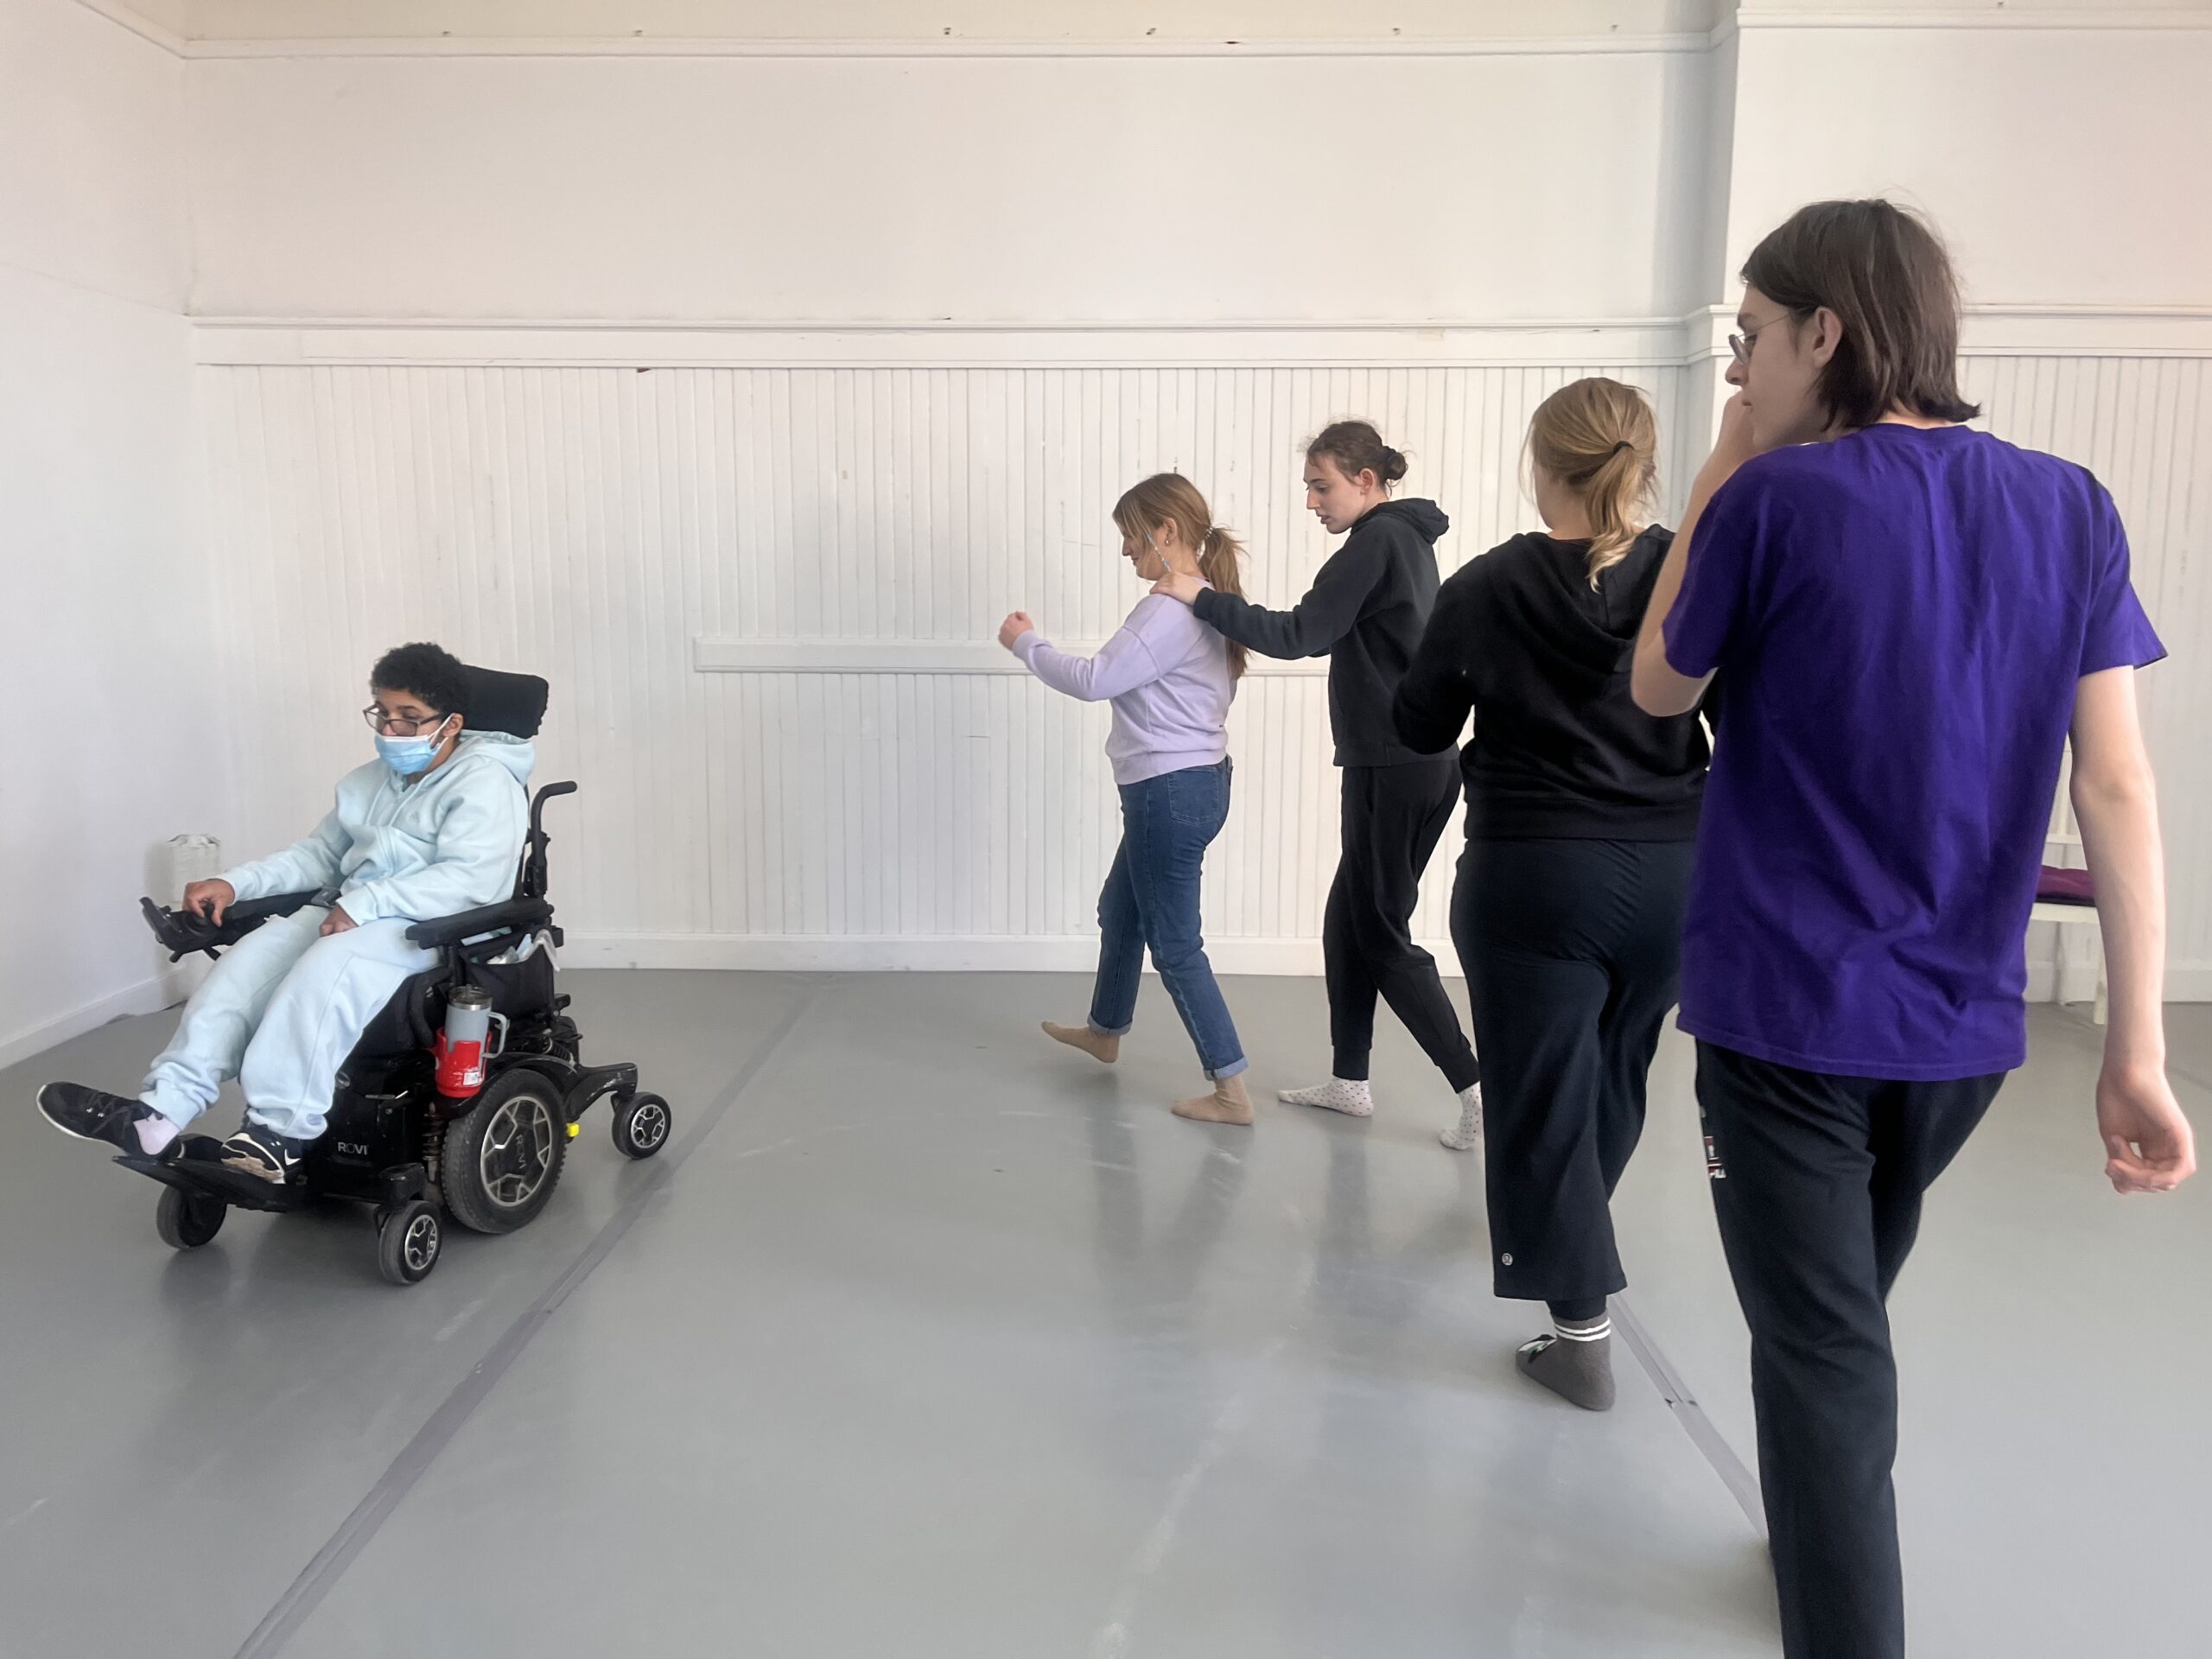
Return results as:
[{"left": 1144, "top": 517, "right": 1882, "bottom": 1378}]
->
[
  {"left": 1612, "top": 1293, "right": 1766, "bottom": 1536},
  {"left": 1087, "top": 1331, "right": 1291, "bottom": 1658},
  {"left": 228, "top": 975, "right": 831, "bottom": 1659}
]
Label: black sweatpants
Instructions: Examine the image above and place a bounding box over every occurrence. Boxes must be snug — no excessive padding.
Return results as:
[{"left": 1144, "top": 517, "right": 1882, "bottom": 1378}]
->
[
  {"left": 1451, "top": 836, "right": 1693, "bottom": 1305},
  {"left": 1325, "top": 756, "right": 1480, "bottom": 1092},
  {"left": 1697, "top": 1042, "right": 2005, "bottom": 1659}
]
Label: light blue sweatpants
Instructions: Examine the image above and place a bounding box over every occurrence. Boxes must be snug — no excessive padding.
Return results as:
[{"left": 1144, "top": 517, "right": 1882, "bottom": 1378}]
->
[{"left": 140, "top": 906, "right": 437, "bottom": 1141}]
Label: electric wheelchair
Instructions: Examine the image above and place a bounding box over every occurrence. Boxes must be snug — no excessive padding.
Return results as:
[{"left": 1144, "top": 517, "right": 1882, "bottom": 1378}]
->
[{"left": 118, "top": 667, "right": 672, "bottom": 1286}]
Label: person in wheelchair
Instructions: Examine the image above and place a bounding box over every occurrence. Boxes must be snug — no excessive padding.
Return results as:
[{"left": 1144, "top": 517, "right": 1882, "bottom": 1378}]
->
[{"left": 39, "top": 642, "right": 532, "bottom": 1187}]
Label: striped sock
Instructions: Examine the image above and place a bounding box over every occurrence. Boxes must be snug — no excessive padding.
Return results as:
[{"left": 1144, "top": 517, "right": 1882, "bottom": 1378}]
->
[{"left": 1517, "top": 1304, "right": 1617, "bottom": 1411}]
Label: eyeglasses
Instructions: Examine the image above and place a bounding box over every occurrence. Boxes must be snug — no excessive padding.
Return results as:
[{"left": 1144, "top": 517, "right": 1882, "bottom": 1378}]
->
[
  {"left": 1728, "top": 316, "right": 1789, "bottom": 365},
  {"left": 363, "top": 705, "right": 450, "bottom": 736}
]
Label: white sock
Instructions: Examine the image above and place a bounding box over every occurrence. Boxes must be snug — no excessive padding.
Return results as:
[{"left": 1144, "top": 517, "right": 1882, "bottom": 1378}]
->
[
  {"left": 1440, "top": 1084, "right": 1483, "bottom": 1151},
  {"left": 137, "top": 1114, "right": 181, "bottom": 1155},
  {"left": 1278, "top": 1077, "right": 1374, "bottom": 1117}
]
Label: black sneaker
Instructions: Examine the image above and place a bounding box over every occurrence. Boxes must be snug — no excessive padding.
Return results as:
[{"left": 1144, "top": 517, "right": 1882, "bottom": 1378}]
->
[
  {"left": 219, "top": 1122, "right": 308, "bottom": 1185},
  {"left": 38, "top": 1082, "right": 177, "bottom": 1160}
]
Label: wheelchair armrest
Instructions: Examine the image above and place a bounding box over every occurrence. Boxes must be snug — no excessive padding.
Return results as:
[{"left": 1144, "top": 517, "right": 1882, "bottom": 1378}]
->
[
  {"left": 140, "top": 889, "right": 331, "bottom": 961},
  {"left": 404, "top": 896, "right": 554, "bottom": 950}
]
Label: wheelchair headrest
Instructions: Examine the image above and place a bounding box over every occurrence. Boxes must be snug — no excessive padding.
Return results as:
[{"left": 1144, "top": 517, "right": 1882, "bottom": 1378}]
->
[{"left": 463, "top": 665, "right": 548, "bottom": 739}]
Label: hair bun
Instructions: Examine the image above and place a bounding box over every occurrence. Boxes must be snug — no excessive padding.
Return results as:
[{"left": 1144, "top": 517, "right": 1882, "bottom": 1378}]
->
[{"left": 1306, "top": 420, "right": 1406, "bottom": 488}]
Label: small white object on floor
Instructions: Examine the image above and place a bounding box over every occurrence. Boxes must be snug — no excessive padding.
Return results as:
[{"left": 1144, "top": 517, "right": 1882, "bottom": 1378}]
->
[
  {"left": 1277, "top": 1077, "right": 1374, "bottom": 1117},
  {"left": 1440, "top": 1084, "right": 1484, "bottom": 1152}
]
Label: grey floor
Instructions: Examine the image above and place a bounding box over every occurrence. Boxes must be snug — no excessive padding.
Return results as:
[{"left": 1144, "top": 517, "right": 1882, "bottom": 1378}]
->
[{"left": 4, "top": 976, "right": 2207, "bottom": 1659}]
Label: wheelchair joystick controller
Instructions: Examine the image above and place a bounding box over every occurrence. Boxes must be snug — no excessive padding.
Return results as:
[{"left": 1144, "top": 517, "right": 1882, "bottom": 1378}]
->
[{"left": 434, "top": 985, "right": 509, "bottom": 1099}]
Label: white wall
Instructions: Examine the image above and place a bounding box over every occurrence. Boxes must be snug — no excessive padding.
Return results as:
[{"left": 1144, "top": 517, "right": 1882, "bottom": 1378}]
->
[
  {"left": 184, "top": 331, "right": 2212, "bottom": 993},
  {"left": 16, "top": 0, "right": 2210, "bottom": 1029},
  {"left": 162, "top": 6, "right": 2212, "bottom": 999},
  {"left": 1722, "top": 17, "right": 2212, "bottom": 306},
  {"left": 194, "top": 354, "right": 1695, "bottom": 972},
  {"left": 0, "top": 0, "right": 222, "bottom": 1068},
  {"left": 175, "top": 22, "right": 1722, "bottom": 979},
  {"left": 183, "top": 48, "right": 1713, "bottom": 324}
]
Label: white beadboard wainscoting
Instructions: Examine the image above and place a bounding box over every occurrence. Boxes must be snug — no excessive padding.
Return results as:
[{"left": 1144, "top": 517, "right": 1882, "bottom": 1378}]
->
[{"left": 194, "top": 322, "right": 2212, "bottom": 994}]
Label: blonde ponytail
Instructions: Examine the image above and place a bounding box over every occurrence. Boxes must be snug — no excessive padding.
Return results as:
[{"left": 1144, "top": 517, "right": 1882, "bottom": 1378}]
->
[
  {"left": 1114, "top": 474, "right": 1249, "bottom": 681},
  {"left": 1197, "top": 524, "right": 1249, "bottom": 682},
  {"left": 1528, "top": 378, "right": 1660, "bottom": 587}
]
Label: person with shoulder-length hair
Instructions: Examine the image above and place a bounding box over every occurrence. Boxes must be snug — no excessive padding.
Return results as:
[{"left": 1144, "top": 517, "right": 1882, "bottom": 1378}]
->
[
  {"left": 1633, "top": 199, "right": 2195, "bottom": 1659},
  {"left": 1154, "top": 422, "right": 1483, "bottom": 1147},
  {"left": 1394, "top": 377, "right": 1707, "bottom": 1412},
  {"left": 1002, "top": 473, "right": 1257, "bottom": 1127}
]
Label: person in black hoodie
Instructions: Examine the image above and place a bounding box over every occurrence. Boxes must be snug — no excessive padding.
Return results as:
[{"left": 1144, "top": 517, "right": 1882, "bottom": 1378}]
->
[
  {"left": 1394, "top": 377, "right": 1708, "bottom": 1412},
  {"left": 1153, "top": 421, "right": 1483, "bottom": 1143}
]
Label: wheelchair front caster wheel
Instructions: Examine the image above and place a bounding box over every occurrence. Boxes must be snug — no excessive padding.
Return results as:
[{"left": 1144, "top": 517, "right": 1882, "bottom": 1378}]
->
[
  {"left": 156, "top": 1185, "right": 226, "bottom": 1250},
  {"left": 611, "top": 1091, "right": 671, "bottom": 1160},
  {"left": 378, "top": 1199, "right": 442, "bottom": 1286}
]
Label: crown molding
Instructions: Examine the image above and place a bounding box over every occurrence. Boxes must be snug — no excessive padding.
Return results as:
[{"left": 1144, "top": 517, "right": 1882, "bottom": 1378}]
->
[
  {"left": 1726, "top": 6, "right": 2212, "bottom": 35},
  {"left": 82, "top": 0, "right": 2212, "bottom": 60},
  {"left": 190, "top": 316, "right": 1700, "bottom": 369},
  {"left": 189, "top": 307, "right": 2212, "bottom": 369},
  {"left": 76, "top": 0, "right": 188, "bottom": 54},
  {"left": 171, "top": 32, "right": 1711, "bottom": 60}
]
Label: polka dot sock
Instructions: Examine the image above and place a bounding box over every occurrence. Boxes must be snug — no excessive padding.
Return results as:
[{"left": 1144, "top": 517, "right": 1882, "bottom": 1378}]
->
[
  {"left": 1277, "top": 1077, "right": 1374, "bottom": 1117},
  {"left": 1440, "top": 1084, "right": 1484, "bottom": 1151}
]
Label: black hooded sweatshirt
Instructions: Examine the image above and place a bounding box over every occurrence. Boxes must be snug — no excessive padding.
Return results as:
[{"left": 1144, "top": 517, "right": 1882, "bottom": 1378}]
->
[
  {"left": 1391, "top": 527, "right": 1708, "bottom": 841},
  {"left": 1192, "top": 499, "right": 1450, "bottom": 768}
]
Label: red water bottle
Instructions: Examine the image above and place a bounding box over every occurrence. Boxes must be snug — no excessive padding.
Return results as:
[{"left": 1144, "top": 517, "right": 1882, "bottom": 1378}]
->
[{"left": 434, "top": 985, "right": 509, "bottom": 1097}]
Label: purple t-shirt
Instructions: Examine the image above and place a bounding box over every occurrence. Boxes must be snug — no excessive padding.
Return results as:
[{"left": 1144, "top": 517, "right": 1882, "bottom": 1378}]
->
[{"left": 1664, "top": 423, "right": 2164, "bottom": 1080}]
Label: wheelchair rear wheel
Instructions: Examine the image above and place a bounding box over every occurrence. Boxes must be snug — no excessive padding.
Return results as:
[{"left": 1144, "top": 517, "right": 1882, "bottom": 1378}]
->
[
  {"left": 441, "top": 1070, "right": 568, "bottom": 1234},
  {"left": 156, "top": 1185, "right": 226, "bottom": 1250},
  {"left": 611, "top": 1091, "right": 672, "bottom": 1160}
]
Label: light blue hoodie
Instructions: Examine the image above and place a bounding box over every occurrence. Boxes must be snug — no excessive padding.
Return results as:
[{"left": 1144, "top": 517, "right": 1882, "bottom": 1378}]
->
[{"left": 220, "top": 733, "right": 535, "bottom": 925}]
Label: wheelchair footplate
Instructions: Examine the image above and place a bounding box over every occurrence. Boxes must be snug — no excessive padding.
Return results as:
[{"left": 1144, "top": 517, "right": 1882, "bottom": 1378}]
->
[{"left": 114, "top": 1135, "right": 308, "bottom": 1215}]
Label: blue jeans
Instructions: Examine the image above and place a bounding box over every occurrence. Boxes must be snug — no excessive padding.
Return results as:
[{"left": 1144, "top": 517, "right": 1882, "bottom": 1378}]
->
[{"left": 1087, "top": 760, "right": 1248, "bottom": 1080}]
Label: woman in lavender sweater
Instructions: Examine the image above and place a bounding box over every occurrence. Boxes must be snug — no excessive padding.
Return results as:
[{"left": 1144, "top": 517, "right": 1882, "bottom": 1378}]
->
[{"left": 997, "top": 474, "right": 1257, "bottom": 1126}]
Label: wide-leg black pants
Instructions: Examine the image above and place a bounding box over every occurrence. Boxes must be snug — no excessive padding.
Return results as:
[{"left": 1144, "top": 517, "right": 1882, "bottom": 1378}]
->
[{"left": 1451, "top": 836, "right": 1694, "bottom": 1305}]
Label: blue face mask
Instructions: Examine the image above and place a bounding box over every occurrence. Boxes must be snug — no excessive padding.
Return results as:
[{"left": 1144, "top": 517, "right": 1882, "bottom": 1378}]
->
[{"left": 374, "top": 717, "right": 452, "bottom": 778}]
